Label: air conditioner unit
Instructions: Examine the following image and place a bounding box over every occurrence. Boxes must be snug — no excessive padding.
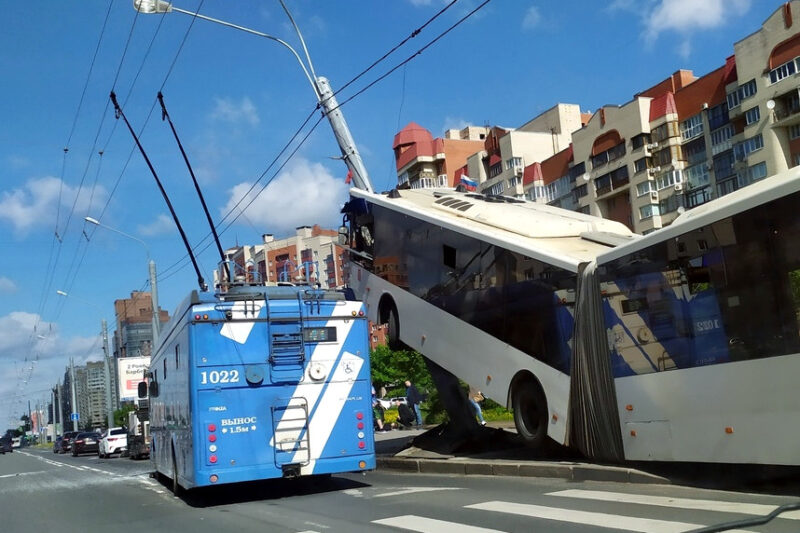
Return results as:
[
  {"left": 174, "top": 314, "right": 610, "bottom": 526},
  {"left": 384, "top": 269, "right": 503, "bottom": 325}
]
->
[
  {"left": 674, "top": 183, "right": 683, "bottom": 192},
  {"left": 650, "top": 191, "right": 659, "bottom": 201},
  {"left": 646, "top": 142, "right": 659, "bottom": 150},
  {"left": 648, "top": 166, "right": 662, "bottom": 174},
  {"left": 514, "top": 166, "right": 524, "bottom": 177}
]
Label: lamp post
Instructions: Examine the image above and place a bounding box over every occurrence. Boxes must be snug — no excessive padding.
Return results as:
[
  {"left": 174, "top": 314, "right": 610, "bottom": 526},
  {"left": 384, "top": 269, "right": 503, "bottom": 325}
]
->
[
  {"left": 133, "top": 0, "right": 374, "bottom": 194},
  {"left": 56, "top": 290, "right": 114, "bottom": 430},
  {"left": 84, "top": 216, "right": 160, "bottom": 341}
]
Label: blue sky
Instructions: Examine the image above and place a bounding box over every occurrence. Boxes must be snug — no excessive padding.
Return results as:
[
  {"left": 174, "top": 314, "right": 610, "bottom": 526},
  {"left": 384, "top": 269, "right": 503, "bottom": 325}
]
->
[{"left": 0, "top": 0, "right": 780, "bottom": 426}]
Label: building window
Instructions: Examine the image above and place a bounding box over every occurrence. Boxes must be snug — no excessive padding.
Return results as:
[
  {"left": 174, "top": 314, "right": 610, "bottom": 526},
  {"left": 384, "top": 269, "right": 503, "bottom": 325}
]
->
[
  {"left": 726, "top": 80, "right": 755, "bottom": 110},
  {"left": 683, "top": 137, "right": 706, "bottom": 166},
  {"left": 574, "top": 183, "right": 588, "bottom": 199},
  {"left": 639, "top": 204, "right": 660, "bottom": 220},
  {"left": 568, "top": 161, "right": 586, "bottom": 180},
  {"left": 489, "top": 163, "right": 502, "bottom": 178},
  {"left": 733, "top": 134, "right": 764, "bottom": 161},
  {"left": 739, "top": 162, "right": 767, "bottom": 187},
  {"left": 636, "top": 181, "right": 654, "bottom": 197},
  {"left": 744, "top": 106, "right": 760, "bottom": 126},
  {"left": 710, "top": 124, "right": 734, "bottom": 155},
  {"left": 504, "top": 157, "right": 523, "bottom": 170},
  {"left": 685, "top": 163, "right": 710, "bottom": 189},
  {"left": 655, "top": 170, "right": 683, "bottom": 191},
  {"left": 789, "top": 124, "right": 800, "bottom": 140},
  {"left": 794, "top": 153, "right": 800, "bottom": 167},
  {"left": 769, "top": 57, "right": 797, "bottom": 84},
  {"left": 707, "top": 102, "right": 729, "bottom": 131},
  {"left": 631, "top": 133, "right": 651, "bottom": 150},
  {"left": 634, "top": 157, "right": 650, "bottom": 174},
  {"left": 487, "top": 182, "right": 504, "bottom": 196},
  {"left": 680, "top": 114, "right": 704, "bottom": 141}
]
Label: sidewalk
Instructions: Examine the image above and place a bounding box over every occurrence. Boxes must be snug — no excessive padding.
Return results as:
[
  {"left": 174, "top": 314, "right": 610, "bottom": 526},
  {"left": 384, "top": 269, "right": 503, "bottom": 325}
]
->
[{"left": 373, "top": 422, "right": 669, "bottom": 485}]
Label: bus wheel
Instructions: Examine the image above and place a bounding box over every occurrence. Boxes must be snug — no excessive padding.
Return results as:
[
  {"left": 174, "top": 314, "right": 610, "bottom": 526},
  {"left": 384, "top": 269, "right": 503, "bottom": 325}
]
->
[
  {"left": 171, "top": 449, "right": 183, "bottom": 497},
  {"left": 381, "top": 301, "right": 401, "bottom": 350},
  {"left": 512, "top": 378, "right": 548, "bottom": 451}
]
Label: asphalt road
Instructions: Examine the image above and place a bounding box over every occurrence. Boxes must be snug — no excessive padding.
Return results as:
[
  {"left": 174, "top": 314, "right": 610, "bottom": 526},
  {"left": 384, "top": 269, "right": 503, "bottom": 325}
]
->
[{"left": 2, "top": 447, "right": 800, "bottom": 532}]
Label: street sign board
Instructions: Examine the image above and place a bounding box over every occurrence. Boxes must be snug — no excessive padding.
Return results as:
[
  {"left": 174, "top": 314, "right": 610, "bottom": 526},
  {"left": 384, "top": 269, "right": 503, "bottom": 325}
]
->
[{"left": 70, "top": 413, "right": 79, "bottom": 421}]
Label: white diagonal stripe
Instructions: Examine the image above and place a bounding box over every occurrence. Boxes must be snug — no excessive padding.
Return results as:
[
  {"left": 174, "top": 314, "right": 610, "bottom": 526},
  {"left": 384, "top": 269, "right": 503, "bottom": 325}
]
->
[
  {"left": 373, "top": 515, "right": 507, "bottom": 533},
  {"left": 548, "top": 489, "right": 800, "bottom": 520},
  {"left": 465, "top": 501, "right": 757, "bottom": 533},
  {"left": 375, "top": 487, "right": 463, "bottom": 498}
]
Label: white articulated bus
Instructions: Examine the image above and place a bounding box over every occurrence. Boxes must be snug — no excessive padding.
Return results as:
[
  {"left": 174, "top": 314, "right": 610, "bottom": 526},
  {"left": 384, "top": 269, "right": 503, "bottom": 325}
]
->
[{"left": 341, "top": 166, "right": 800, "bottom": 465}]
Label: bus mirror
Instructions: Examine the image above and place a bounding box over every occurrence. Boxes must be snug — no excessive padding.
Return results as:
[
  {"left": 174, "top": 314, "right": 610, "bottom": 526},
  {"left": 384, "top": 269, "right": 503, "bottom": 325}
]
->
[
  {"left": 338, "top": 225, "right": 348, "bottom": 245},
  {"left": 138, "top": 381, "right": 148, "bottom": 398}
]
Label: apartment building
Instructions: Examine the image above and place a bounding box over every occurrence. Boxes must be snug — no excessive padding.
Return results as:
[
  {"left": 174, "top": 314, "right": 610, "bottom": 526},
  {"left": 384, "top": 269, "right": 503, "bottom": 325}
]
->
[
  {"left": 393, "top": 123, "right": 488, "bottom": 189},
  {"left": 465, "top": 104, "right": 586, "bottom": 198},
  {"left": 215, "top": 225, "right": 348, "bottom": 290}
]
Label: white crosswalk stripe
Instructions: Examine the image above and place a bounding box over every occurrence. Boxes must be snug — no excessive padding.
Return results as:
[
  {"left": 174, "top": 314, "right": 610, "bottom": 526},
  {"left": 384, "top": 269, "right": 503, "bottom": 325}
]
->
[
  {"left": 373, "top": 514, "right": 506, "bottom": 533},
  {"left": 465, "top": 501, "right": 757, "bottom": 533},
  {"left": 547, "top": 489, "right": 800, "bottom": 520}
]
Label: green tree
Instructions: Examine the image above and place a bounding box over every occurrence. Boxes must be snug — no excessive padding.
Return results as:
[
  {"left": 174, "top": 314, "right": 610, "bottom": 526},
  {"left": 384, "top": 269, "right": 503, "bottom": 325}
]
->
[{"left": 113, "top": 404, "right": 136, "bottom": 427}]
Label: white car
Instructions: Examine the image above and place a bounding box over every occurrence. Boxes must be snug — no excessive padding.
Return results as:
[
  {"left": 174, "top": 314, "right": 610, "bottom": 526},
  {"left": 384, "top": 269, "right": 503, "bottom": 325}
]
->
[
  {"left": 98, "top": 427, "right": 127, "bottom": 458},
  {"left": 11, "top": 437, "right": 21, "bottom": 448},
  {"left": 377, "top": 396, "right": 408, "bottom": 409}
]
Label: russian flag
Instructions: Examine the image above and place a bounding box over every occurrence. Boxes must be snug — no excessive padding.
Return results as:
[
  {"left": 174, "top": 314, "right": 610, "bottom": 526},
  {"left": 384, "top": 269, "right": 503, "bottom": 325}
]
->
[{"left": 460, "top": 176, "right": 477, "bottom": 191}]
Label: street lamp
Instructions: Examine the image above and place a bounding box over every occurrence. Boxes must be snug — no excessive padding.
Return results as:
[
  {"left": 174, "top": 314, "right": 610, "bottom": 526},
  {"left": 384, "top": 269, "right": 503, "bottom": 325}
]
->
[
  {"left": 132, "top": 0, "right": 374, "bottom": 194},
  {"left": 56, "top": 290, "right": 114, "bottom": 431},
  {"left": 84, "top": 216, "right": 160, "bottom": 340}
]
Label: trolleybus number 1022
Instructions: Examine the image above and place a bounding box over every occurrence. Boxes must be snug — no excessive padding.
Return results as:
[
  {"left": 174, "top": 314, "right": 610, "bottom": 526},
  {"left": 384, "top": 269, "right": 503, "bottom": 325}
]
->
[{"left": 200, "top": 370, "right": 240, "bottom": 385}]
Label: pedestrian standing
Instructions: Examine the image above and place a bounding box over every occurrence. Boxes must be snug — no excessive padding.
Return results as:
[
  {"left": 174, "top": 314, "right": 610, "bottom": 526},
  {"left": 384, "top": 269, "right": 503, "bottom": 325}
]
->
[
  {"left": 405, "top": 380, "right": 424, "bottom": 427},
  {"left": 468, "top": 384, "right": 487, "bottom": 426}
]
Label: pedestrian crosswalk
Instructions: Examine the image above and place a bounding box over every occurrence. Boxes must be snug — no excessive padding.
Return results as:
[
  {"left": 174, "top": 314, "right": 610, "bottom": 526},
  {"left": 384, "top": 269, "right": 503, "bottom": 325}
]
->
[{"left": 367, "top": 488, "right": 794, "bottom": 532}]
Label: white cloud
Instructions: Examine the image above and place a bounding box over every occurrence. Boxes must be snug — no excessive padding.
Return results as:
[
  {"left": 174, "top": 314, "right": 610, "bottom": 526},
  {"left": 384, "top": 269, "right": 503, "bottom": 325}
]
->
[
  {"left": 0, "top": 311, "right": 103, "bottom": 427},
  {"left": 221, "top": 158, "right": 349, "bottom": 236},
  {"left": 522, "top": 6, "right": 541, "bottom": 30},
  {"left": 643, "top": 0, "right": 751, "bottom": 44},
  {"left": 210, "top": 96, "right": 260, "bottom": 127},
  {"left": 442, "top": 117, "right": 473, "bottom": 133},
  {"left": 0, "top": 176, "right": 108, "bottom": 236},
  {"left": 0, "top": 277, "right": 17, "bottom": 293},
  {"left": 137, "top": 214, "right": 176, "bottom": 237}
]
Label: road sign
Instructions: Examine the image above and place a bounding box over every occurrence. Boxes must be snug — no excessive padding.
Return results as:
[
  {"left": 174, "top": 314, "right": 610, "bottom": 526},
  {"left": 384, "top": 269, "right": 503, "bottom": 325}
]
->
[{"left": 70, "top": 413, "right": 79, "bottom": 421}]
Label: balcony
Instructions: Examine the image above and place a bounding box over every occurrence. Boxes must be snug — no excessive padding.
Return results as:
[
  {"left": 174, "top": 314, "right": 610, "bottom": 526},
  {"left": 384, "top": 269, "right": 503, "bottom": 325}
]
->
[{"left": 716, "top": 176, "right": 739, "bottom": 198}]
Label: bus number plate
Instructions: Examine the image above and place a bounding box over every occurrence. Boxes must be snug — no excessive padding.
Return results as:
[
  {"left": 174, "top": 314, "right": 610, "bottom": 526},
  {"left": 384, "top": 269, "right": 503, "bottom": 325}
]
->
[{"left": 200, "top": 370, "right": 240, "bottom": 385}]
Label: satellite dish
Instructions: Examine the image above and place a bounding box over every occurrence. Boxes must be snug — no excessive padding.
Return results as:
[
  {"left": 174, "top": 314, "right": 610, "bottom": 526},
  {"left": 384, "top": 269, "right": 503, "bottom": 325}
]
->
[
  {"left": 767, "top": 99, "right": 776, "bottom": 110},
  {"left": 677, "top": 206, "right": 686, "bottom": 214}
]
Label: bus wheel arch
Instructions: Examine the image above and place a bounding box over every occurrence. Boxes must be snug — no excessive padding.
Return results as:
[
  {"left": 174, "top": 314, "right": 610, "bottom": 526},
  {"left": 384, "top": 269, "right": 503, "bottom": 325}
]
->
[
  {"left": 378, "top": 295, "right": 401, "bottom": 350},
  {"left": 509, "top": 371, "right": 549, "bottom": 450}
]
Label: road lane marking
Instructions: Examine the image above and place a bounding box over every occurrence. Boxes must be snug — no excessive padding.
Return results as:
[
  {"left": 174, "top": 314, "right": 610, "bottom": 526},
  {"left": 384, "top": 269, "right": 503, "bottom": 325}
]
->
[
  {"left": 547, "top": 489, "right": 800, "bottom": 520},
  {"left": 373, "top": 515, "right": 506, "bottom": 532},
  {"left": 18, "top": 451, "right": 117, "bottom": 475},
  {"left": 374, "top": 487, "right": 463, "bottom": 498},
  {"left": 0, "top": 471, "right": 47, "bottom": 479},
  {"left": 465, "top": 501, "right": 757, "bottom": 533}
]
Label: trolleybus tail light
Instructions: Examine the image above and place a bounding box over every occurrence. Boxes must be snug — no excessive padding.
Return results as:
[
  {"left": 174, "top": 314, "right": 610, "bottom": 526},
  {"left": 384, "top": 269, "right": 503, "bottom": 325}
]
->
[
  {"left": 209, "top": 434, "right": 217, "bottom": 443},
  {"left": 209, "top": 454, "right": 218, "bottom": 463},
  {"left": 358, "top": 441, "right": 365, "bottom": 449},
  {"left": 359, "top": 461, "right": 367, "bottom": 469},
  {"left": 358, "top": 310, "right": 364, "bottom": 316},
  {"left": 210, "top": 474, "right": 219, "bottom": 483},
  {"left": 208, "top": 423, "right": 216, "bottom": 432},
  {"left": 351, "top": 311, "right": 357, "bottom": 317},
  {"left": 357, "top": 421, "right": 364, "bottom": 430},
  {"left": 356, "top": 412, "right": 363, "bottom": 420}
]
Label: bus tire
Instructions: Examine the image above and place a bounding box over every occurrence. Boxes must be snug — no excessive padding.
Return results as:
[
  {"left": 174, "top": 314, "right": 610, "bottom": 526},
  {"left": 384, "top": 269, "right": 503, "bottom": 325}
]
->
[
  {"left": 171, "top": 449, "right": 183, "bottom": 497},
  {"left": 380, "top": 299, "right": 401, "bottom": 350},
  {"left": 511, "top": 378, "right": 548, "bottom": 451}
]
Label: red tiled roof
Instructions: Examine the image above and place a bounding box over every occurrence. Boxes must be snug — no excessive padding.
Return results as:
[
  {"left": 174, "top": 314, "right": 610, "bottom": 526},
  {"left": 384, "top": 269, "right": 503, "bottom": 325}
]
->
[
  {"left": 649, "top": 91, "right": 677, "bottom": 121},
  {"left": 540, "top": 145, "right": 573, "bottom": 185},
  {"left": 723, "top": 55, "right": 737, "bottom": 85},
  {"left": 523, "top": 162, "right": 542, "bottom": 187},
  {"left": 393, "top": 122, "right": 433, "bottom": 149},
  {"left": 674, "top": 64, "right": 729, "bottom": 118}
]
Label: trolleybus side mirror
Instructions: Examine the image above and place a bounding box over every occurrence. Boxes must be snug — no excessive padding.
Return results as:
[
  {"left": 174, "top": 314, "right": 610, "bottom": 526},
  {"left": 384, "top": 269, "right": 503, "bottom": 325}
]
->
[
  {"left": 138, "top": 381, "right": 148, "bottom": 399},
  {"left": 338, "top": 225, "right": 348, "bottom": 245}
]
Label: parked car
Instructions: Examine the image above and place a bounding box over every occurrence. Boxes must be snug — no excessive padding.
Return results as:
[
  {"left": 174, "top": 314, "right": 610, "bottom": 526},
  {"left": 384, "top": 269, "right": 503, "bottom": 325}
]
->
[
  {"left": 98, "top": 427, "right": 127, "bottom": 458},
  {"left": 377, "top": 396, "right": 408, "bottom": 409},
  {"left": 58, "top": 431, "right": 80, "bottom": 454},
  {"left": 52, "top": 436, "right": 63, "bottom": 453},
  {"left": 0, "top": 436, "right": 12, "bottom": 454},
  {"left": 71, "top": 432, "right": 102, "bottom": 456}
]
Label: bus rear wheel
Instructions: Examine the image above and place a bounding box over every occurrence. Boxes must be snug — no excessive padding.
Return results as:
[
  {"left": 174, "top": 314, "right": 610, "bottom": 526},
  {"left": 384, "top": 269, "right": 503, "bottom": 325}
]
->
[{"left": 512, "top": 379, "right": 548, "bottom": 451}]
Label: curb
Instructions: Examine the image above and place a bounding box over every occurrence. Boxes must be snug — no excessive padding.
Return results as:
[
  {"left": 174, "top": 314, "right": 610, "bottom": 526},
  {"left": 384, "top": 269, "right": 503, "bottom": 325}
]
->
[{"left": 376, "top": 456, "right": 669, "bottom": 485}]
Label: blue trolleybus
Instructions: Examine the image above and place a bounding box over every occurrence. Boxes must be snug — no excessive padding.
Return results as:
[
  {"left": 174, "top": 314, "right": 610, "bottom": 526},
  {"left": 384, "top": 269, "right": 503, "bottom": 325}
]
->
[{"left": 142, "top": 283, "right": 374, "bottom": 492}]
